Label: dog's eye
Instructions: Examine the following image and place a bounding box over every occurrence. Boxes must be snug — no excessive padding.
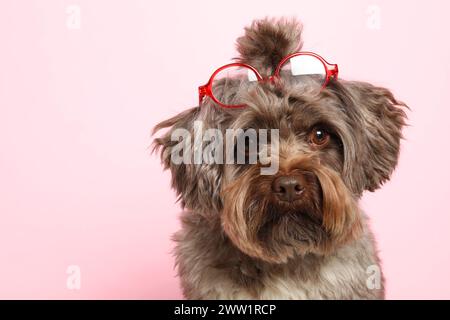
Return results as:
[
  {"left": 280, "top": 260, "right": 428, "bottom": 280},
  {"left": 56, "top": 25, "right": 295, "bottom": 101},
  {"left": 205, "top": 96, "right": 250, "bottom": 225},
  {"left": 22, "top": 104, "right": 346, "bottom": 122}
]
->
[{"left": 309, "top": 127, "right": 330, "bottom": 147}]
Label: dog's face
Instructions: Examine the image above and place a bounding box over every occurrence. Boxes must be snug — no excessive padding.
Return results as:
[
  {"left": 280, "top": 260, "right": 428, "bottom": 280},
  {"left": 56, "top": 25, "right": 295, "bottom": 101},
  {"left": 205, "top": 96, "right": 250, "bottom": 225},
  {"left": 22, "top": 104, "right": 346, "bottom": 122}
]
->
[{"left": 153, "top": 18, "right": 407, "bottom": 263}]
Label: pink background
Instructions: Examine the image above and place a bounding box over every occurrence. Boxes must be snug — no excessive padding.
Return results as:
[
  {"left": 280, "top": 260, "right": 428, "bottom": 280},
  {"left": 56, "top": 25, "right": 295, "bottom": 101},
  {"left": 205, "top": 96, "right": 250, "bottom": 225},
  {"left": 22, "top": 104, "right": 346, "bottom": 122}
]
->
[{"left": 0, "top": 0, "right": 449, "bottom": 299}]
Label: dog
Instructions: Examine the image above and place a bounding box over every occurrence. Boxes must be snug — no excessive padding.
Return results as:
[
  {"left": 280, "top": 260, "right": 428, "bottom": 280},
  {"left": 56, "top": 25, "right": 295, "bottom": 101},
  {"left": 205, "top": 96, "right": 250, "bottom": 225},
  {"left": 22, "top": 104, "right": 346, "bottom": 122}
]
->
[{"left": 153, "top": 18, "right": 407, "bottom": 299}]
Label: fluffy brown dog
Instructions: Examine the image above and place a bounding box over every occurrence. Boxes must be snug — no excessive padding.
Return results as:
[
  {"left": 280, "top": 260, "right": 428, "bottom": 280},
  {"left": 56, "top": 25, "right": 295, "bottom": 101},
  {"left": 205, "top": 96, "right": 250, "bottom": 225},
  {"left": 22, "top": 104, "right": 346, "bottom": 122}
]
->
[{"left": 153, "top": 18, "right": 407, "bottom": 299}]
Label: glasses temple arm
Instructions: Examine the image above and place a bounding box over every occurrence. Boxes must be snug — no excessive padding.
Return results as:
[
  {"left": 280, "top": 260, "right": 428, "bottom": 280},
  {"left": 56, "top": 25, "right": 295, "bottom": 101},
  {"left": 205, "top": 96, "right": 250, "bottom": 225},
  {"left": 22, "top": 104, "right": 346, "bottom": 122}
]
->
[
  {"left": 198, "top": 85, "right": 207, "bottom": 106},
  {"left": 330, "top": 64, "right": 339, "bottom": 79}
]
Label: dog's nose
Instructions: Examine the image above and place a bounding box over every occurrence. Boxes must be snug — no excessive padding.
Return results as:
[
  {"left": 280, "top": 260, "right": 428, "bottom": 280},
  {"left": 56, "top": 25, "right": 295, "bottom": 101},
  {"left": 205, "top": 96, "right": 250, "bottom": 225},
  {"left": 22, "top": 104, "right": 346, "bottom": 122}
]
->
[{"left": 272, "top": 175, "right": 305, "bottom": 202}]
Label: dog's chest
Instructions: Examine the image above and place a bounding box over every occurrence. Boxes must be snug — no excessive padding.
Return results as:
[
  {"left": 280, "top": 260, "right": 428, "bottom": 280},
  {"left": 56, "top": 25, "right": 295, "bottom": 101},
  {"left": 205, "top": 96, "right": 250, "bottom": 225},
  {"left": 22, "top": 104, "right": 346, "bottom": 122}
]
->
[
  {"left": 242, "top": 257, "right": 364, "bottom": 299},
  {"left": 257, "top": 258, "right": 364, "bottom": 299}
]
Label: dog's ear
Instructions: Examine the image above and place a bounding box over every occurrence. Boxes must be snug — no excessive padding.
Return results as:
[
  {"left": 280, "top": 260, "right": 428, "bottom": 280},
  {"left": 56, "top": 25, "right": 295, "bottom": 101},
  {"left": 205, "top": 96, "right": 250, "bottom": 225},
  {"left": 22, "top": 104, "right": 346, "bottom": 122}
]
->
[
  {"left": 334, "top": 81, "right": 408, "bottom": 193},
  {"left": 152, "top": 106, "right": 225, "bottom": 215},
  {"left": 235, "top": 17, "right": 303, "bottom": 74},
  {"left": 153, "top": 107, "right": 199, "bottom": 169}
]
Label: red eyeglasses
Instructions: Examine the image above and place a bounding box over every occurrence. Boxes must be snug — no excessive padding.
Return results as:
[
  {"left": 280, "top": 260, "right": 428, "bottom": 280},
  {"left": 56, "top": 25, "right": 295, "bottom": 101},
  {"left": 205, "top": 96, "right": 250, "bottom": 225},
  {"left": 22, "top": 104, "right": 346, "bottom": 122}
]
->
[{"left": 198, "top": 51, "right": 338, "bottom": 109}]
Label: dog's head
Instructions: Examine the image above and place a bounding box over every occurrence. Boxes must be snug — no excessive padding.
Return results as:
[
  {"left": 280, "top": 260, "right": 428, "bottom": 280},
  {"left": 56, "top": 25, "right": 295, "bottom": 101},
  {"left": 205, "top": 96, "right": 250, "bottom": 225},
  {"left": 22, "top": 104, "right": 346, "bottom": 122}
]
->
[{"left": 153, "top": 18, "right": 407, "bottom": 263}]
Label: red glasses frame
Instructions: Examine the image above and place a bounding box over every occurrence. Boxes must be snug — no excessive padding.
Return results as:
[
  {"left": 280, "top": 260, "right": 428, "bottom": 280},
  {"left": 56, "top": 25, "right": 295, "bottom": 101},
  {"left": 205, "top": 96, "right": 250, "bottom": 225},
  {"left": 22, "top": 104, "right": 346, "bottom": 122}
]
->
[{"left": 198, "top": 51, "right": 339, "bottom": 108}]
